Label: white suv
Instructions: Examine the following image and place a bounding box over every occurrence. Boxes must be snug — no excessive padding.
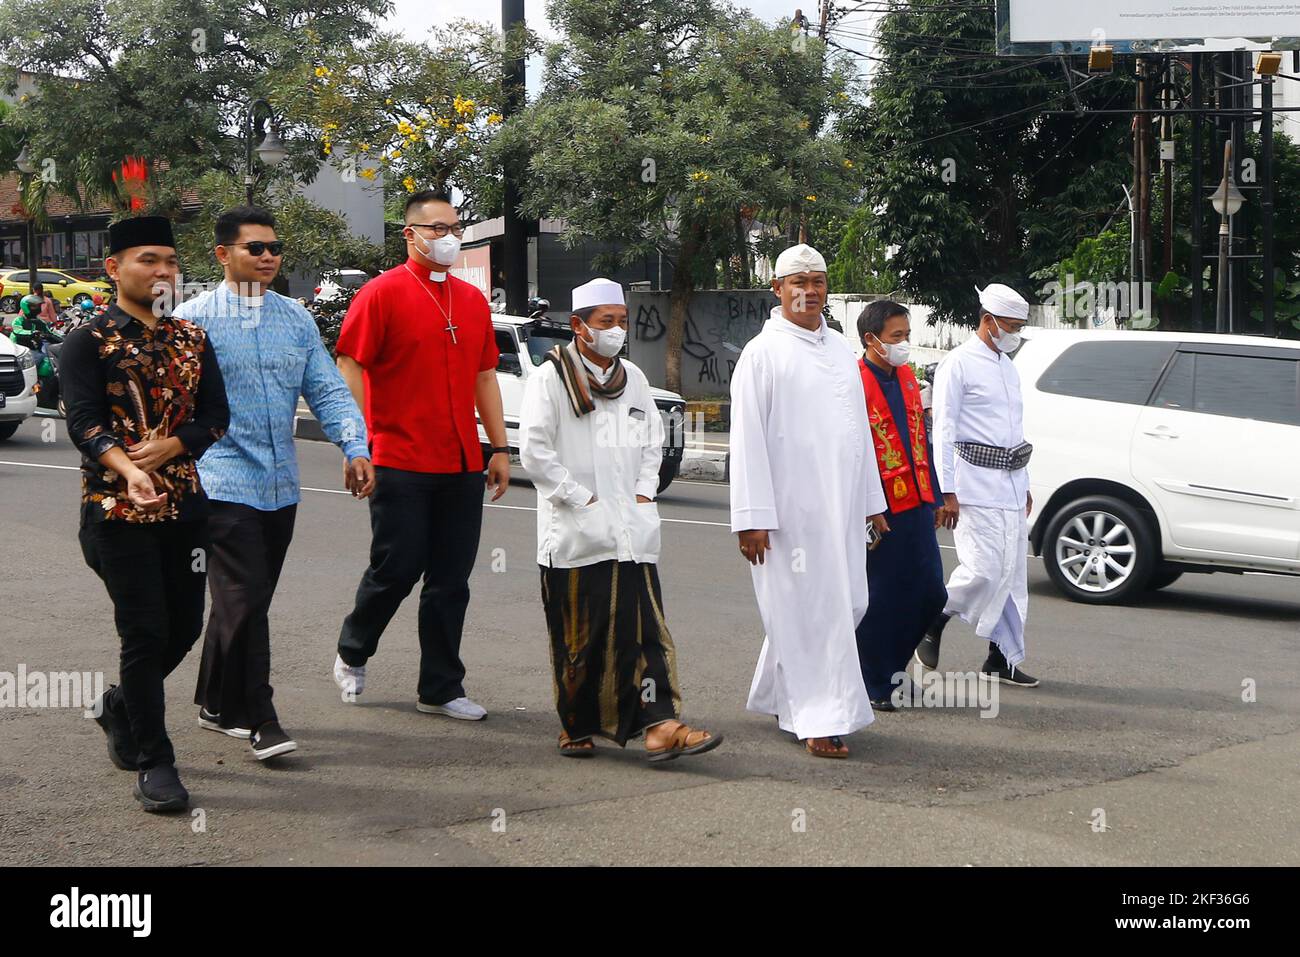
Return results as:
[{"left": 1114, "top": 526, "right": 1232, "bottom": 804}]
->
[
  {"left": 1017, "top": 329, "right": 1300, "bottom": 604},
  {"left": 0, "top": 332, "right": 39, "bottom": 441}
]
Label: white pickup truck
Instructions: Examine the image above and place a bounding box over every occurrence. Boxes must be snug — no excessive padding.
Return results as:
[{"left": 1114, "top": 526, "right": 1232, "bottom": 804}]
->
[{"left": 477, "top": 314, "right": 687, "bottom": 494}]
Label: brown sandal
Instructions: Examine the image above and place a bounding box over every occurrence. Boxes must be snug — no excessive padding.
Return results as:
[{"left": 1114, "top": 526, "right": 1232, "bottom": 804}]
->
[
  {"left": 803, "top": 735, "right": 849, "bottom": 759},
  {"left": 646, "top": 722, "right": 724, "bottom": 763},
  {"left": 558, "top": 732, "right": 595, "bottom": 758}
]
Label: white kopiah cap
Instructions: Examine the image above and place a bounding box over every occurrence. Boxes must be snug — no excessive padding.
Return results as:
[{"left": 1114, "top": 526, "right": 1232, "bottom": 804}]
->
[
  {"left": 976, "top": 283, "right": 1030, "bottom": 321},
  {"left": 571, "top": 278, "right": 625, "bottom": 312},
  {"left": 773, "top": 243, "right": 828, "bottom": 279}
]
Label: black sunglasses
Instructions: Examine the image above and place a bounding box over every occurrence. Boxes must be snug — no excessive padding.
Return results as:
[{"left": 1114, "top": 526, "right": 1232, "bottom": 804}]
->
[{"left": 230, "top": 240, "right": 285, "bottom": 256}]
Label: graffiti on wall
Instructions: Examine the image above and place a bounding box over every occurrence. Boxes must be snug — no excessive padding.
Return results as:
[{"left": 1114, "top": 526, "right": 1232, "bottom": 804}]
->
[{"left": 627, "top": 291, "right": 774, "bottom": 398}]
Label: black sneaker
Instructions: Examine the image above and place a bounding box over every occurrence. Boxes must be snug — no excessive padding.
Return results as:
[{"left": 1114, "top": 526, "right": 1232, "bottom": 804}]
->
[
  {"left": 914, "top": 614, "right": 948, "bottom": 671},
  {"left": 250, "top": 721, "right": 297, "bottom": 761},
  {"left": 92, "top": 685, "right": 137, "bottom": 771},
  {"left": 980, "top": 660, "right": 1040, "bottom": 688},
  {"left": 133, "top": 764, "right": 189, "bottom": 813},
  {"left": 198, "top": 707, "right": 251, "bottom": 740}
]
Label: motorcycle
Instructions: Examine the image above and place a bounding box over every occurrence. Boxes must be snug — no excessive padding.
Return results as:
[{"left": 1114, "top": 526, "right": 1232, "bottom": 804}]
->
[{"left": 26, "top": 328, "right": 66, "bottom": 417}]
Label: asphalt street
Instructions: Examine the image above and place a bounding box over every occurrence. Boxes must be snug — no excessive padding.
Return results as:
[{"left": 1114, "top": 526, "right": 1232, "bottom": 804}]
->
[{"left": 1, "top": 417, "right": 1297, "bottom": 866}]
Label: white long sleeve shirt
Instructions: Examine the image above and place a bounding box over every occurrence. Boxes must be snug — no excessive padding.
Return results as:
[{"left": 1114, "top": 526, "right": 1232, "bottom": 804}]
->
[
  {"left": 519, "top": 355, "right": 664, "bottom": 568},
  {"left": 931, "top": 334, "right": 1030, "bottom": 510}
]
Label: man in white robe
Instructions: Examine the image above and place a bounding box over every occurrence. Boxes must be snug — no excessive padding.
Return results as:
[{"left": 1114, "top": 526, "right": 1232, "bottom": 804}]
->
[
  {"left": 730, "top": 244, "right": 888, "bottom": 759},
  {"left": 917, "top": 283, "right": 1040, "bottom": 687}
]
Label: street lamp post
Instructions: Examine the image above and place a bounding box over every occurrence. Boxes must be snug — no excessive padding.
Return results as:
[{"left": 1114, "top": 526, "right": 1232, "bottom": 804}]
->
[
  {"left": 14, "top": 144, "right": 37, "bottom": 291},
  {"left": 1210, "top": 140, "right": 1245, "bottom": 334},
  {"left": 243, "top": 98, "right": 287, "bottom": 206}
]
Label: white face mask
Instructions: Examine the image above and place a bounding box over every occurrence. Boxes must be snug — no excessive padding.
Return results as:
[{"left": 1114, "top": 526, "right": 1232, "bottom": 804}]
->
[
  {"left": 872, "top": 336, "right": 911, "bottom": 368},
  {"left": 993, "top": 324, "right": 1022, "bottom": 354},
  {"left": 412, "top": 229, "right": 461, "bottom": 267},
  {"left": 581, "top": 322, "right": 627, "bottom": 358}
]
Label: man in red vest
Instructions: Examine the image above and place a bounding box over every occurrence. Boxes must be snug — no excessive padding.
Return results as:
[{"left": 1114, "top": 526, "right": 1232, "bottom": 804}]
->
[{"left": 855, "top": 300, "right": 950, "bottom": 710}]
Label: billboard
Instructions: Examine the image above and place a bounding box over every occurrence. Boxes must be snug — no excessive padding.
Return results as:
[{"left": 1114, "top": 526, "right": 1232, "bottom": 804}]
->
[{"left": 999, "top": 0, "right": 1300, "bottom": 54}]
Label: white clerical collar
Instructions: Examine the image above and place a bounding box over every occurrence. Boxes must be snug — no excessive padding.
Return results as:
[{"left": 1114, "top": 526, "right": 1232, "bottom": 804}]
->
[
  {"left": 429, "top": 269, "right": 448, "bottom": 283},
  {"left": 769, "top": 306, "right": 826, "bottom": 343},
  {"left": 578, "top": 349, "right": 614, "bottom": 383}
]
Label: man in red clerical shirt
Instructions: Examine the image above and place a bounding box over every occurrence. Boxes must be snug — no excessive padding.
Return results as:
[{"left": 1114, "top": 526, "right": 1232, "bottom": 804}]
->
[{"left": 332, "top": 189, "right": 510, "bottom": 721}]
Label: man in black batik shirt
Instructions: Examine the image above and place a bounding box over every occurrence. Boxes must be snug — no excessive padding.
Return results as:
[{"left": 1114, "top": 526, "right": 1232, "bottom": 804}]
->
[{"left": 60, "top": 215, "right": 229, "bottom": 813}]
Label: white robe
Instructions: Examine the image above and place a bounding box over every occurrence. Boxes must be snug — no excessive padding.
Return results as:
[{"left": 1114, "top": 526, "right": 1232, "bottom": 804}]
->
[
  {"left": 932, "top": 335, "right": 1031, "bottom": 665},
  {"left": 730, "top": 309, "right": 887, "bottom": 738}
]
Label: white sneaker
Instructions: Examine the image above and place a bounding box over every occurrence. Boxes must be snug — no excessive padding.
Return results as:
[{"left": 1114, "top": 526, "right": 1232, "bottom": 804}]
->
[
  {"left": 333, "top": 654, "right": 365, "bottom": 701},
  {"left": 416, "top": 696, "right": 487, "bottom": 721}
]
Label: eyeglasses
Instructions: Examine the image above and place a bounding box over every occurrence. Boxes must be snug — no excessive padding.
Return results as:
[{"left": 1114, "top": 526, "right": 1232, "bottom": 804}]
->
[
  {"left": 408, "top": 222, "right": 465, "bottom": 239},
  {"left": 230, "top": 240, "right": 285, "bottom": 256}
]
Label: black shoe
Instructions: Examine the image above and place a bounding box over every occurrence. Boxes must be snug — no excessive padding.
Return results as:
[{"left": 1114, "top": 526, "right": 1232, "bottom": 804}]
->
[
  {"left": 133, "top": 764, "right": 189, "bottom": 813},
  {"left": 914, "top": 615, "right": 948, "bottom": 671},
  {"left": 980, "top": 661, "right": 1040, "bottom": 688},
  {"left": 92, "top": 685, "right": 137, "bottom": 771},
  {"left": 198, "top": 707, "right": 252, "bottom": 740},
  {"left": 250, "top": 721, "right": 297, "bottom": 761},
  {"left": 869, "top": 697, "right": 897, "bottom": 712}
]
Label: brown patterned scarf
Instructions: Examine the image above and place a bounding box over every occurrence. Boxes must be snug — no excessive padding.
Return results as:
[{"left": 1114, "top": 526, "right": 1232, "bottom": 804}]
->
[{"left": 545, "top": 340, "right": 628, "bottom": 417}]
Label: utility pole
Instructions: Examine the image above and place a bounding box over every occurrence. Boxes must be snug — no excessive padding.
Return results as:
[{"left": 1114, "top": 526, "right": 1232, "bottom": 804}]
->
[
  {"left": 1161, "top": 56, "right": 1174, "bottom": 281},
  {"left": 1190, "top": 54, "right": 1204, "bottom": 329},
  {"left": 501, "top": 0, "right": 529, "bottom": 316},
  {"left": 1262, "top": 69, "right": 1276, "bottom": 336},
  {"left": 788, "top": 3, "right": 831, "bottom": 246}
]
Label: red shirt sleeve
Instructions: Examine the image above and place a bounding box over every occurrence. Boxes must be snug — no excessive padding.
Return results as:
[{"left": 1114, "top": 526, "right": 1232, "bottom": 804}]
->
[
  {"left": 475, "top": 292, "right": 499, "bottom": 373},
  {"left": 335, "top": 279, "right": 384, "bottom": 367}
]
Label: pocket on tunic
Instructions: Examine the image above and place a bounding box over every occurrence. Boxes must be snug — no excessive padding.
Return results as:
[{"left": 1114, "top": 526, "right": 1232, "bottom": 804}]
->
[
  {"left": 628, "top": 500, "right": 662, "bottom": 563},
  {"left": 553, "top": 498, "right": 617, "bottom": 565}
]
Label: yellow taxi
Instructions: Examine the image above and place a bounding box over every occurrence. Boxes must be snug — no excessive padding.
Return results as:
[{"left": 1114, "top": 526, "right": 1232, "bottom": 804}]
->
[{"left": 0, "top": 268, "right": 114, "bottom": 313}]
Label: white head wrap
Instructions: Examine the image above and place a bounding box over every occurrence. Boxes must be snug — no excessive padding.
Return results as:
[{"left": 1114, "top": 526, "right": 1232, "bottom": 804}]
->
[
  {"left": 976, "top": 283, "right": 1030, "bottom": 321},
  {"left": 572, "top": 278, "right": 625, "bottom": 312},
  {"left": 774, "top": 243, "right": 828, "bottom": 279}
]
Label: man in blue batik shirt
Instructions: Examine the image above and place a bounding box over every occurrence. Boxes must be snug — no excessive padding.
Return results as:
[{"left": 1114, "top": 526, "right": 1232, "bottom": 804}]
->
[{"left": 176, "top": 206, "right": 375, "bottom": 761}]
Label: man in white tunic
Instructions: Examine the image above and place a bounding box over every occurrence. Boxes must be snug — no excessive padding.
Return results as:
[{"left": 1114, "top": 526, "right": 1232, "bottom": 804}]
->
[
  {"left": 731, "top": 245, "right": 888, "bottom": 759},
  {"left": 916, "top": 283, "right": 1040, "bottom": 687},
  {"left": 520, "top": 278, "right": 722, "bottom": 762}
]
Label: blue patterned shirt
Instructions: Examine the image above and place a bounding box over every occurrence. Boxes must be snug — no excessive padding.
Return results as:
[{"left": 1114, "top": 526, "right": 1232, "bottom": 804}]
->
[{"left": 176, "top": 283, "right": 369, "bottom": 510}]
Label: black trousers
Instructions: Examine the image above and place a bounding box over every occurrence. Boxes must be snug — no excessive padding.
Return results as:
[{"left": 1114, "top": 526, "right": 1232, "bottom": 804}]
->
[
  {"left": 194, "top": 500, "right": 297, "bottom": 732},
  {"left": 338, "top": 467, "right": 485, "bottom": 705},
  {"left": 78, "top": 519, "right": 209, "bottom": 770}
]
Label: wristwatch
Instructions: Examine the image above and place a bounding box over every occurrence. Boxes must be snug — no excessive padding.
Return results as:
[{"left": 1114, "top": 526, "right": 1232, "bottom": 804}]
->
[{"left": 489, "top": 446, "right": 510, "bottom": 455}]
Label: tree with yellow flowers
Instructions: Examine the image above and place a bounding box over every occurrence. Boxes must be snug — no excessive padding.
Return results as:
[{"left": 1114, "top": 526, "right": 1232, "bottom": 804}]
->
[{"left": 276, "top": 20, "right": 533, "bottom": 224}]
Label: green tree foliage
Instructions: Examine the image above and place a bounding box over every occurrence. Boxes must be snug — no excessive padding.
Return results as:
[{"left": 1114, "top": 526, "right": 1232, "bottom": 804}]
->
[
  {"left": 274, "top": 20, "right": 529, "bottom": 223},
  {"left": 0, "top": 0, "right": 391, "bottom": 220},
  {"left": 840, "top": 0, "right": 1132, "bottom": 325},
  {"left": 492, "top": 0, "right": 858, "bottom": 392}
]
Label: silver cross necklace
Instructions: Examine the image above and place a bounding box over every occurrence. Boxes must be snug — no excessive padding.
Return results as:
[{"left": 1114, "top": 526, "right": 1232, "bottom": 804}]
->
[{"left": 403, "top": 263, "right": 458, "bottom": 344}]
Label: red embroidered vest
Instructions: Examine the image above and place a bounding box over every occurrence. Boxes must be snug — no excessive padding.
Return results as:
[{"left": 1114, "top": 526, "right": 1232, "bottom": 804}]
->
[{"left": 859, "top": 358, "right": 936, "bottom": 512}]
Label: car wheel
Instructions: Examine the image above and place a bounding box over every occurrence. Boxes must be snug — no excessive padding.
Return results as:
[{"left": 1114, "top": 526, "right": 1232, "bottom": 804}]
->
[
  {"left": 1146, "top": 564, "right": 1184, "bottom": 591},
  {"left": 657, "top": 455, "right": 680, "bottom": 495},
  {"left": 1042, "top": 495, "right": 1157, "bottom": 605},
  {"left": 72, "top": 293, "right": 92, "bottom": 306},
  {"left": 0, "top": 420, "right": 19, "bottom": 441},
  {"left": 0, "top": 295, "right": 18, "bottom": 314}
]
